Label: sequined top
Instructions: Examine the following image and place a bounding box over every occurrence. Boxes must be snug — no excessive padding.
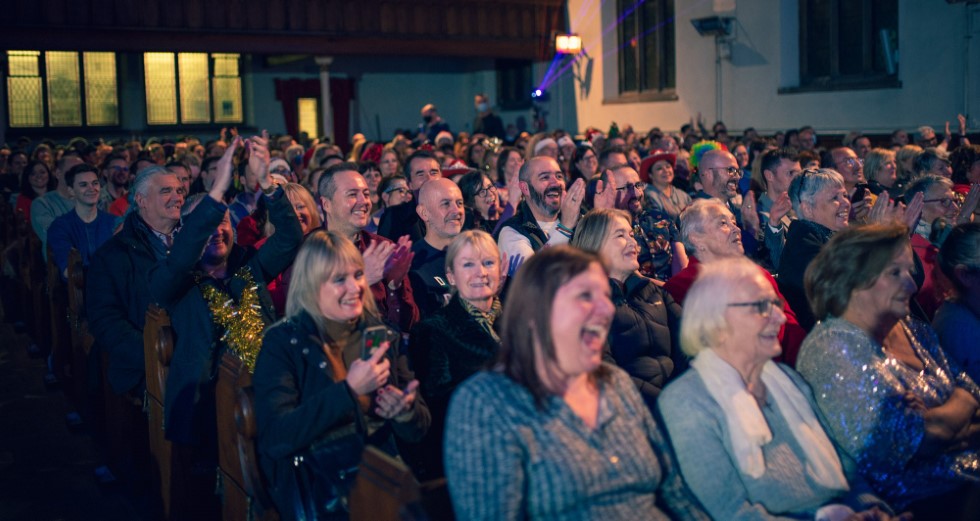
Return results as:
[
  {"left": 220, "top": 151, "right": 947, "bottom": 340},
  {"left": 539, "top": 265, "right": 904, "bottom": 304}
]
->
[{"left": 797, "top": 316, "right": 980, "bottom": 507}]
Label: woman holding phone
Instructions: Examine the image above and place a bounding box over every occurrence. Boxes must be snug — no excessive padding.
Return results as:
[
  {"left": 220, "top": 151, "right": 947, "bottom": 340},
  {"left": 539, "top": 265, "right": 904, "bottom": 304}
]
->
[{"left": 253, "top": 230, "right": 430, "bottom": 520}]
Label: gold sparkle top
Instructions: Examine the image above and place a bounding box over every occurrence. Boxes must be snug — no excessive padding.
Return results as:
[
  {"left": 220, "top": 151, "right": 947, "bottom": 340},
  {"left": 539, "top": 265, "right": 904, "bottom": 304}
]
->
[{"left": 199, "top": 265, "right": 265, "bottom": 372}]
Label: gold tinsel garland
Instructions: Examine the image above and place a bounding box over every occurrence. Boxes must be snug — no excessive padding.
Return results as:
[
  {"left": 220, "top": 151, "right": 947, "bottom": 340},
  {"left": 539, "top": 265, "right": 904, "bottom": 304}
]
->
[{"left": 200, "top": 266, "right": 265, "bottom": 372}]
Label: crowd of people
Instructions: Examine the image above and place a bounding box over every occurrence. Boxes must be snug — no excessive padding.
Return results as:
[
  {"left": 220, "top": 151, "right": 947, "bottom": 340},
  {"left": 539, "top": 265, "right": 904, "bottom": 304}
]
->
[{"left": 2, "top": 100, "right": 980, "bottom": 520}]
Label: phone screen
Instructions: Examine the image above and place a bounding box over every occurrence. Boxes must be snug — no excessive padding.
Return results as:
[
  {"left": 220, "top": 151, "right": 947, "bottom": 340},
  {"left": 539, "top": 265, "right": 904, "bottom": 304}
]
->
[
  {"left": 362, "top": 325, "right": 389, "bottom": 360},
  {"left": 851, "top": 184, "right": 870, "bottom": 204}
]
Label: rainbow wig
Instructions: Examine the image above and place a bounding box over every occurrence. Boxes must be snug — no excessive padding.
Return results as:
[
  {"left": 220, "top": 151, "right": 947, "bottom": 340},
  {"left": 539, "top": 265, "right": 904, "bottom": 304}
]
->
[{"left": 689, "top": 140, "right": 728, "bottom": 171}]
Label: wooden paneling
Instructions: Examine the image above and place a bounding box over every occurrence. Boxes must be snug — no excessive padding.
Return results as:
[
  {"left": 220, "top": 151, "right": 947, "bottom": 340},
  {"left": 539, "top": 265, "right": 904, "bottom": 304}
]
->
[{"left": 0, "top": 0, "right": 565, "bottom": 60}]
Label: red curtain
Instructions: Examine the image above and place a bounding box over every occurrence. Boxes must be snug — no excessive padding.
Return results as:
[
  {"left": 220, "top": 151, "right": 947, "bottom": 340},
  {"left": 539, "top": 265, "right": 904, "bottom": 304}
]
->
[{"left": 274, "top": 77, "right": 355, "bottom": 152}]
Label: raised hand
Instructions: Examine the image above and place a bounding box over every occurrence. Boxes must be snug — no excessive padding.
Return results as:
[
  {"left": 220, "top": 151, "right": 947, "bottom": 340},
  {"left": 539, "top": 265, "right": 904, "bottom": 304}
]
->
[
  {"left": 560, "top": 178, "right": 586, "bottom": 229},
  {"left": 362, "top": 239, "right": 396, "bottom": 286},
  {"left": 345, "top": 341, "right": 391, "bottom": 396},
  {"left": 383, "top": 235, "right": 414, "bottom": 286},
  {"left": 375, "top": 380, "right": 419, "bottom": 421},
  {"left": 209, "top": 135, "right": 242, "bottom": 202},
  {"left": 902, "top": 191, "right": 924, "bottom": 230},
  {"left": 770, "top": 192, "right": 793, "bottom": 225},
  {"left": 958, "top": 184, "right": 980, "bottom": 224},
  {"left": 248, "top": 131, "right": 272, "bottom": 190},
  {"left": 741, "top": 190, "right": 761, "bottom": 235},
  {"left": 850, "top": 188, "right": 873, "bottom": 222},
  {"left": 592, "top": 173, "right": 617, "bottom": 210}
]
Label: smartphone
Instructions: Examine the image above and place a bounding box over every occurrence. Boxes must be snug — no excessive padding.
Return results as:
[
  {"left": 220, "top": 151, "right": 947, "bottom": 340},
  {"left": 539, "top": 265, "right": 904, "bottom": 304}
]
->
[
  {"left": 851, "top": 184, "right": 870, "bottom": 204},
  {"left": 362, "top": 325, "right": 390, "bottom": 360}
]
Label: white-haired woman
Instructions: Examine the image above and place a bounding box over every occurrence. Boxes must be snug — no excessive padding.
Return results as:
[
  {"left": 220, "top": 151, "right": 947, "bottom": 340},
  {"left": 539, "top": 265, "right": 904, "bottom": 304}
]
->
[
  {"left": 665, "top": 198, "right": 806, "bottom": 365},
  {"left": 658, "top": 257, "right": 899, "bottom": 520},
  {"left": 253, "top": 230, "right": 430, "bottom": 520}
]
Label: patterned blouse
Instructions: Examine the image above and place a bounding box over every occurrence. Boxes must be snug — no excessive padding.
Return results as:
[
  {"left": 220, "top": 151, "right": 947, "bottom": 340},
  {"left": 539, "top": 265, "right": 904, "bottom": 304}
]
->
[{"left": 444, "top": 364, "right": 710, "bottom": 520}]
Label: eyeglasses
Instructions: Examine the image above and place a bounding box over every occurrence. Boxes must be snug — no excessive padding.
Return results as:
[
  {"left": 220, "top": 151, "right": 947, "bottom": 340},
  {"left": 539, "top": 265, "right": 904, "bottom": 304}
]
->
[
  {"left": 728, "top": 298, "right": 784, "bottom": 318},
  {"left": 384, "top": 187, "right": 410, "bottom": 196},
  {"left": 615, "top": 182, "right": 645, "bottom": 193},
  {"left": 922, "top": 197, "right": 958, "bottom": 208},
  {"left": 841, "top": 158, "right": 863, "bottom": 168},
  {"left": 269, "top": 167, "right": 291, "bottom": 175},
  {"left": 108, "top": 166, "right": 130, "bottom": 173},
  {"left": 708, "top": 166, "right": 740, "bottom": 178},
  {"left": 475, "top": 185, "right": 498, "bottom": 198}
]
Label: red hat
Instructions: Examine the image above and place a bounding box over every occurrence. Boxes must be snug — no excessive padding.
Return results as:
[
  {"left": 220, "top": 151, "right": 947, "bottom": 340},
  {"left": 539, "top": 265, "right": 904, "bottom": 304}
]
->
[
  {"left": 638, "top": 150, "right": 676, "bottom": 184},
  {"left": 442, "top": 159, "right": 476, "bottom": 178}
]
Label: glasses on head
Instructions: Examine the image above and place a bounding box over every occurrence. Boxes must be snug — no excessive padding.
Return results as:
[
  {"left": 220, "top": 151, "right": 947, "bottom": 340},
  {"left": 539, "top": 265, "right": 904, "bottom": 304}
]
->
[
  {"left": 709, "top": 166, "right": 740, "bottom": 178},
  {"left": 728, "top": 298, "right": 784, "bottom": 318},
  {"left": 615, "top": 182, "right": 645, "bottom": 193},
  {"left": 922, "top": 197, "right": 958, "bottom": 208},
  {"left": 384, "top": 187, "right": 410, "bottom": 196},
  {"left": 270, "top": 167, "right": 291, "bottom": 175},
  {"left": 476, "top": 184, "right": 498, "bottom": 198}
]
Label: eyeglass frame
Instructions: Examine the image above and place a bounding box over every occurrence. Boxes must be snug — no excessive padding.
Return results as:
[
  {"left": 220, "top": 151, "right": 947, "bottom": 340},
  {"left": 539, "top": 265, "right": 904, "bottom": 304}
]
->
[
  {"left": 922, "top": 197, "right": 959, "bottom": 208},
  {"left": 727, "top": 298, "right": 784, "bottom": 318},
  {"left": 707, "top": 166, "right": 740, "bottom": 178},
  {"left": 615, "top": 182, "right": 645, "bottom": 193},
  {"left": 475, "top": 184, "right": 498, "bottom": 198}
]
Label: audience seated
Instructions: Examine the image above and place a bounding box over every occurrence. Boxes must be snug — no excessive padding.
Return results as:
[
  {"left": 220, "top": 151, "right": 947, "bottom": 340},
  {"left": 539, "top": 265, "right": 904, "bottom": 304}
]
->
[
  {"left": 934, "top": 222, "right": 980, "bottom": 384},
  {"left": 46, "top": 164, "right": 115, "bottom": 278}
]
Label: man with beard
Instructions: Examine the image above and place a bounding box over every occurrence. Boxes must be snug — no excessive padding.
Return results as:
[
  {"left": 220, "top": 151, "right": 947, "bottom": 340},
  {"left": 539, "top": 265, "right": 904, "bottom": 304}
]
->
[
  {"left": 148, "top": 135, "right": 302, "bottom": 491},
  {"left": 595, "top": 164, "right": 682, "bottom": 281},
  {"left": 409, "top": 178, "right": 465, "bottom": 316},
  {"left": 319, "top": 162, "right": 419, "bottom": 332},
  {"left": 97, "top": 153, "right": 130, "bottom": 212},
  {"left": 693, "top": 149, "right": 761, "bottom": 255},
  {"left": 495, "top": 156, "right": 586, "bottom": 261}
]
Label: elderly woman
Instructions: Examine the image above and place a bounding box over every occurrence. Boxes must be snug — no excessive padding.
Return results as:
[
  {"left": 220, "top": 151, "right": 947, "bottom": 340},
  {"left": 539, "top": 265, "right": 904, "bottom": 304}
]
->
[
  {"left": 571, "top": 208, "right": 685, "bottom": 409},
  {"left": 934, "top": 223, "right": 980, "bottom": 385},
  {"left": 407, "top": 230, "right": 504, "bottom": 482},
  {"left": 254, "top": 230, "right": 430, "bottom": 520},
  {"left": 778, "top": 168, "right": 852, "bottom": 331},
  {"left": 798, "top": 224, "right": 980, "bottom": 510},
  {"left": 458, "top": 171, "right": 503, "bottom": 234},
  {"left": 866, "top": 148, "right": 901, "bottom": 197},
  {"left": 665, "top": 199, "right": 806, "bottom": 365},
  {"left": 444, "top": 246, "right": 709, "bottom": 521},
  {"left": 658, "top": 257, "right": 896, "bottom": 520},
  {"left": 641, "top": 150, "right": 692, "bottom": 222}
]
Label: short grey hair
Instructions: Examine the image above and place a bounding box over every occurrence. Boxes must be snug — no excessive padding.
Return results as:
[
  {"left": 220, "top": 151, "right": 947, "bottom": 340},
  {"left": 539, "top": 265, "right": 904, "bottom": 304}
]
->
[
  {"left": 904, "top": 175, "right": 952, "bottom": 204},
  {"left": 678, "top": 198, "right": 733, "bottom": 257},
  {"left": 132, "top": 165, "right": 173, "bottom": 198},
  {"left": 788, "top": 168, "right": 844, "bottom": 218},
  {"left": 680, "top": 256, "right": 768, "bottom": 356}
]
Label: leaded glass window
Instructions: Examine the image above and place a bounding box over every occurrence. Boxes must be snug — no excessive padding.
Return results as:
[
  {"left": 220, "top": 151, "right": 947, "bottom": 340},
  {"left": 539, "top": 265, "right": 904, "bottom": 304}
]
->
[
  {"left": 212, "top": 54, "right": 242, "bottom": 124},
  {"left": 178, "top": 53, "right": 210, "bottom": 124},
  {"left": 5, "top": 51, "right": 118, "bottom": 128},
  {"left": 84, "top": 52, "right": 119, "bottom": 126},
  {"left": 144, "top": 53, "right": 178, "bottom": 125},
  {"left": 144, "top": 52, "right": 243, "bottom": 126},
  {"left": 45, "top": 51, "right": 82, "bottom": 127},
  {"left": 7, "top": 51, "right": 43, "bottom": 128},
  {"left": 298, "top": 98, "right": 319, "bottom": 140}
]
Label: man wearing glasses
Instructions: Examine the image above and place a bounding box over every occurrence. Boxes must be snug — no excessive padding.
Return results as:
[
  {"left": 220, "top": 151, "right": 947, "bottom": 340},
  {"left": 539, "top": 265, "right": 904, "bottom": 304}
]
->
[
  {"left": 693, "top": 149, "right": 760, "bottom": 255},
  {"left": 98, "top": 153, "right": 131, "bottom": 212},
  {"left": 829, "top": 147, "right": 874, "bottom": 221}
]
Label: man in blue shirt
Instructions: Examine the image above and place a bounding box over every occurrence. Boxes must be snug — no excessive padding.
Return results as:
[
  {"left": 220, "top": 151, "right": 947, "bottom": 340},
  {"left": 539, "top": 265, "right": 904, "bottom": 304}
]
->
[{"left": 47, "top": 164, "right": 116, "bottom": 279}]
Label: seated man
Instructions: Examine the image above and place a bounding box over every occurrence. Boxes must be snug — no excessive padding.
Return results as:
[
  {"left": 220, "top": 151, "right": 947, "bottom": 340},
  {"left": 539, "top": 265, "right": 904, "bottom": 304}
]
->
[
  {"left": 47, "top": 164, "right": 116, "bottom": 278},
  {"left": 409, "top": 178, "right": 464, "bottom": 316},
  {"left": 378, "top": 149, "right": 442, "bottom": 243},
  {"left": 88, "top": 165, "right": 184, "bottom": 396}
]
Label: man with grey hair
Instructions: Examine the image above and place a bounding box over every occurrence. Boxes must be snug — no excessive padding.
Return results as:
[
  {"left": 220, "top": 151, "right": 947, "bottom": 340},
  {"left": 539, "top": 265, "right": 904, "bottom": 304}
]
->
[{"left": 88, "top": 164, "right": 185, "bottom": 397}]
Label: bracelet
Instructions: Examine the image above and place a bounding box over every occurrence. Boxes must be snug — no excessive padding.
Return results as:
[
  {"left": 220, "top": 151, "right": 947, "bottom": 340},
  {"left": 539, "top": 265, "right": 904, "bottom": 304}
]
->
[{"left": 556, "top": 222, "right": 574, "bottom": 237}]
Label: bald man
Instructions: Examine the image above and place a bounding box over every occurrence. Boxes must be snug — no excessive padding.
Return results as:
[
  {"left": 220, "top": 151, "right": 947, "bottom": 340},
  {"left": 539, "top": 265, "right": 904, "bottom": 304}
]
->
[
  {"left": 409, "top": 178, "right": 465, "bottom": 316},
  {"left": 694, "top": 149, "right": 761, "bottom": 257}
]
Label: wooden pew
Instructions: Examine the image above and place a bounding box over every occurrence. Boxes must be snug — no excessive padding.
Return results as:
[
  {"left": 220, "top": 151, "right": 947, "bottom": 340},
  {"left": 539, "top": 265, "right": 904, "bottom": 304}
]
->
[
  {"left": 217, "top": 351, "right": 279, "bottom": 521},
  {"left": 46, "top": 244, "right": 72, "bottom": 388},
  {"left": 143, "top": 304, "right": 177, "bottom": 519},
  {"left": 25, "top": 231, "right": 49, "bottom": 356},
  {"left": 66, "top": 248, "right": 94, "bottom": 420},
  {"left": 349, "top": 446, "right": 444, "bottom": 521}
]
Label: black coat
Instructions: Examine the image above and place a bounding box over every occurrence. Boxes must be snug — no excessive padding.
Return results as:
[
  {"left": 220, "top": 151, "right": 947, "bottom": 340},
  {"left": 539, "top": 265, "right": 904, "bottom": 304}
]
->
[
  {"left": 87, "top": 210, "right": 172, "bottom": 395},
  {"left": 150, "top": 190, "right": 303, "bottom": 445},
  {"left": 407, "top": 294, "right": 500, "bottom": 481},
  {"left": 254, "top": 310, "right": 430, "bottom": 520},
  {"left": 777, "top": 219, "right": 833, "bottom": 332},
  {"left": 607, "top": 274, "right": 685, "bottom": 410}
]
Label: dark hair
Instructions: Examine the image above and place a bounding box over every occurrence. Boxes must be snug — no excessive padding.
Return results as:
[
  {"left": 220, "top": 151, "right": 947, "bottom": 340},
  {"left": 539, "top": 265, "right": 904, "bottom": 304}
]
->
[
  {"left": 100, "top": 153, "right": 128, "bottom": 171},
  {"left": 938, "top": 222, "right": 980, "bottom": 293},
  {"left": 597, "top": 146, "right": 626, "bottom": 169},
  {"left": 318, "top": 161, "right": 360, "bottom": 200},
  {"left": 377, "top": 174, "right": 408, "bottom": 209},
  {"left": 64, "top": 164, "right": 99, "bottom": 188},
  {"left": 805, "top": 224, "right": 910, "bottom": 320},
  {"left": 568, "top": 144, "right": 597, "bottom": 184},
  {"left": 913, "top": 149, "right": 945, "bottom": 176},
  {"left": 457, "top": 170, "right": 492, "bottom": 208},
  {"left": 20, "top": 160, "right": 55, "bottom": 198},
  {"left": 498, "top": 246, "right": 610, "bottom": 406},
  {"left": 949, "top": 144, "right": 980, "bottom": 185},
  {"left": 495, "top": 147, "right": 522, "bottom": 185},
  {"left": 760, "top": 148, "right": 799, "bottom": 178},
  {"left": 357, "top": 161, "right": 379, "bottom": 175},
  {"left": 405, "top": 149, "right": 438, "bottom": 176}
]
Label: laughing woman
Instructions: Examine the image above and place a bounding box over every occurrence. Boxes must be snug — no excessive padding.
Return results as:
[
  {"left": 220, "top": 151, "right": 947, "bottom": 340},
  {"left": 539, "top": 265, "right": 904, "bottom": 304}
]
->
[
  {"left": 443, "top": 246, "right": 710, "bottom": 521},
  {"left": 798, "top": 224, "right": 980, "bottom": 511}
]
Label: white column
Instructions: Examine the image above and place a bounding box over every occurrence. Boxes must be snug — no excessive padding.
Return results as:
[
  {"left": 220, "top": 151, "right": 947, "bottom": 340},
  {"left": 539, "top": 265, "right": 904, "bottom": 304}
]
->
[{"left": 314, "top": 56, "right": 334, "bottom": 144}]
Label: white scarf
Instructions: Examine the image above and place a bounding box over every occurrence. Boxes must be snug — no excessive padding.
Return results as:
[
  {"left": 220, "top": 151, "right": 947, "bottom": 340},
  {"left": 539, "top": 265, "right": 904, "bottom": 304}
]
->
[{"left": 691, "top": 349, "right": 849, "bottom": 491}]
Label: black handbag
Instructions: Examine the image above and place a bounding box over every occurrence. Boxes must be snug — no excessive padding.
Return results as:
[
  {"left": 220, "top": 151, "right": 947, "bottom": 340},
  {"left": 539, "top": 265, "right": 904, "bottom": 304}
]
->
[{"left": 289, "top": 421, "right": 366, "bottom": 520}]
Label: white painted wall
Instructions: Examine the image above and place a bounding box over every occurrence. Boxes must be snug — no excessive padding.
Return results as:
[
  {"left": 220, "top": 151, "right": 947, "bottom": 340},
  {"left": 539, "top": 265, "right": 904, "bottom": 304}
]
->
[{"left": 565, "top": 0, "right": 980, "bottom": 136}]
